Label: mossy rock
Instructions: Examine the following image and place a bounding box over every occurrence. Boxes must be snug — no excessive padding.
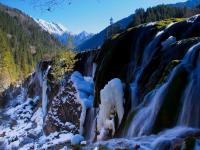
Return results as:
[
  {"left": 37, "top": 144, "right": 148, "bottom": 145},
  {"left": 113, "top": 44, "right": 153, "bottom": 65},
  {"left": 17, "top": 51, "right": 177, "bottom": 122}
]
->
[
  {"left": 184, "top": 137, "right": 196, "bottom": 150},
  {"left": 155, "top": 18, "right": 186, "bottom": 29},
  {"left": 156, "top": 60, "right": 181, "bottom": 87},
  {"left": 94, "top": 28, "right": 137, "bottom": 107},
  {"left": 153, "top": 65, "right": 189, "bottom": 133},
  {"left": 94, "top": 25, "right": 157, "bottom": 107}
]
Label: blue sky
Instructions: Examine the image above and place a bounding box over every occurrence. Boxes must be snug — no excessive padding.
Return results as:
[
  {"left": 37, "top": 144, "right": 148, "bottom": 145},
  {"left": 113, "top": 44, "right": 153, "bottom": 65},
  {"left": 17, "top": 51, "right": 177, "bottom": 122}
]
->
[{"left": 0, "top": 0, "right": 186, "bottom": 34}]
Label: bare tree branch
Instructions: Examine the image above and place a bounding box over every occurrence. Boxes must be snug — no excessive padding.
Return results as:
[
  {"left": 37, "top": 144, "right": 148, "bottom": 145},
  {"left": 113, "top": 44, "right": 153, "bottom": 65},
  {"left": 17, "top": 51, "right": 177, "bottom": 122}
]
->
[{"left": 30, "top": 0, "right": 72, "bottom": 11}]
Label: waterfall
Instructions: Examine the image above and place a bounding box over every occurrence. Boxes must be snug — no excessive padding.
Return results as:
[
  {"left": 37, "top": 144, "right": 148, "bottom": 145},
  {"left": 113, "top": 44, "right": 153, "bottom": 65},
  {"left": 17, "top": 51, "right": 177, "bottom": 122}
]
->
[
  {"left": 127, "top": 41, "right": 200, "bottom": 137},
  {"left": 141, "top": 23, "right": 175, "bottom": 67},
  {"left": 42, "top": 65, "right": 51, "bottom": 119},
  {"left": 129, "top": 23, "right": 176, "bottom": 109},
  {"left": 84, "top": 108, "right": 98, "bottom": 142},
  {"left": 127, "top": 82, "right": 167, "bottom": 136},
  {"left": 178, "top": 42, "right": 200, "bottom": 127},
  {"left": 92, "top": 63, "right": 97, "bottom": 79}
]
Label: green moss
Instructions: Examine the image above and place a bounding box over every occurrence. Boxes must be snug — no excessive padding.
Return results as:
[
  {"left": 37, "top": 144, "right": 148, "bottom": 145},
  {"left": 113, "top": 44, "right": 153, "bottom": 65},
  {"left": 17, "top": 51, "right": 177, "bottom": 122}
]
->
[
  {"left": 156, "top": 60, "right": 181, "bottom": 87},
  {"left": 112, "top": 33, "right": 120, "bottom": 40},
  {"left": 72, "top": 145, "right": 81, "bottom": 150},
  {"left": 153, "top": 66, "right": 189, "bottom": 133},
  {"left": 122, "top": 111, "right": 135, "bottom": 134},
  {"left": 98, "top": 145, "right": 106, "bottom": 150},
  {"left": 155, "top": 18, "right": 186, "bottom": 29}
]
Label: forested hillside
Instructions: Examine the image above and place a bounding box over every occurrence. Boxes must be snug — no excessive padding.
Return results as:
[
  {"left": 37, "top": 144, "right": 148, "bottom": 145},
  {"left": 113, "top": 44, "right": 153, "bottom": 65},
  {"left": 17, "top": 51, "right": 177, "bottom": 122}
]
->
[
  {"left": 0, "top": 4, "right": 64, "bottom": 92},
  {"left": 78, "top": 5, "right": 200, "bottom": 51},
  {"left": 129, "top": 5, "right": 200, "bottom": 27}
]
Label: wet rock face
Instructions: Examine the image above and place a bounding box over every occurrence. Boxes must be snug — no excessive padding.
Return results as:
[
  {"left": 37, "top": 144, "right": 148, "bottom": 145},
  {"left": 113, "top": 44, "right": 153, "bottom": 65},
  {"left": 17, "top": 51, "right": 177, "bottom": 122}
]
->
[
  {"left": 94, "top": 16, "right": 200, "bottom": 108},
  {"left": 93, "top": 15, "right": 200, "bottom": 139},
  {"left": 44, "top": 75, "right": 82, "bottom": 135},
  {"left": 27, "top": 61, "right": 51, "bottom": 99},
  {"left": 74, "top": 50, "right": 99, "bottom": 76}
]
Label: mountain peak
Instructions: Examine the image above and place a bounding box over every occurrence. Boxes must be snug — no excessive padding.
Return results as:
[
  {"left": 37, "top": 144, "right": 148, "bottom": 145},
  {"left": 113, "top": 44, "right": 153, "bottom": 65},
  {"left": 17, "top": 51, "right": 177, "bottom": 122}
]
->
[
  {"left": 35, "top": 18, "right": 94, "bottom": 47},
  {"left": 35, "top": 19, "right": 68, "bottom": 35}
]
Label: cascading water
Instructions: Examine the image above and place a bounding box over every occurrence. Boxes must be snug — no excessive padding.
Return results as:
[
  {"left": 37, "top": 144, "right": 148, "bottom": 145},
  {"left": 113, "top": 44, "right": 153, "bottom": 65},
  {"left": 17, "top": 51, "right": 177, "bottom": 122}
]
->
[
  {"left": 129, "top": 23, "right": 175, "bottom": 110},
  {"left": 128, "top": 67, "right": 179, "bottom": 136},
  {"left": 127, "top": 41, "right": 200, "bottom": 138},
  {"left": 84, "top": 108, "right": 97, "bottom": 142},
  {"left": 42, "top": 65, "right": 51, "bottom": 119},
  {"left": 178, "top": 42, "right": 200, "bottom": 128}
]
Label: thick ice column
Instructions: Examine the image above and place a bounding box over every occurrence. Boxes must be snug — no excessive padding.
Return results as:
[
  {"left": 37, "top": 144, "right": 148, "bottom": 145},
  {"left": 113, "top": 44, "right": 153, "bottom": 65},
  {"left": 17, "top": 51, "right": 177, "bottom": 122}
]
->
[{"left": 97, "top": 78, "right": 124, "bottom": 140}]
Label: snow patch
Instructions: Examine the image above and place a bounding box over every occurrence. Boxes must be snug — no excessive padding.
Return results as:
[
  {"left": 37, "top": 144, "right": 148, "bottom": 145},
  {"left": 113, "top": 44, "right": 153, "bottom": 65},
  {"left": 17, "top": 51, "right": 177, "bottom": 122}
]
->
[{"left": 35, "top": 19, "right": 68, "bottom": 35}]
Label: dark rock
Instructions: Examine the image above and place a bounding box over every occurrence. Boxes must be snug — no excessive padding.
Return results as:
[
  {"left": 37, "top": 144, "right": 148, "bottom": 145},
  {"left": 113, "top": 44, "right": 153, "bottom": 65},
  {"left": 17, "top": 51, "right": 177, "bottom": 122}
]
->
[{"left": 44, "top": 75, "right": 82, "bottom": 135}]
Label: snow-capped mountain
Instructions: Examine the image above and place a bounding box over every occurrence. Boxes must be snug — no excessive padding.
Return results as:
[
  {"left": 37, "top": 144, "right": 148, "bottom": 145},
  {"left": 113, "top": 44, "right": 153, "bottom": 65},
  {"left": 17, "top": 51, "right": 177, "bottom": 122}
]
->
[
  {"left": 35, "top": 19, "right": 68, "bottom": 35},
  {"left": 35, "top": 19, "right": 93, "bottom": 48}
]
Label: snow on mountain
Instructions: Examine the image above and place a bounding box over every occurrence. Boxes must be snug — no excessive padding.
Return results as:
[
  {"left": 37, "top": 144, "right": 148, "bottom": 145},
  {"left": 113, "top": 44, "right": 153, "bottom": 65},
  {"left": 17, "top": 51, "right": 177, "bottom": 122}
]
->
[
  {"left": 35, "top": 19, "right": 68, "bottom": 35},
  {"left": 35, "top": 19, "right": 93, "bottom": 48}
]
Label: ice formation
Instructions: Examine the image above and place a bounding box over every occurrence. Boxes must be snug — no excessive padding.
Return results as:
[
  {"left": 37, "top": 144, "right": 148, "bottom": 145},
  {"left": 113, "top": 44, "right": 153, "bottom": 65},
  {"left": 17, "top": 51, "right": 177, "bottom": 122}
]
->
[
  {"left": 97, "top": 78, "right": 124, "bottom": 140},
  {"left": 70, "top": 71, "right": 94, "bottom": 134},
  {"left": 71, "top": 134, "right": 84, "bottom": 145}
]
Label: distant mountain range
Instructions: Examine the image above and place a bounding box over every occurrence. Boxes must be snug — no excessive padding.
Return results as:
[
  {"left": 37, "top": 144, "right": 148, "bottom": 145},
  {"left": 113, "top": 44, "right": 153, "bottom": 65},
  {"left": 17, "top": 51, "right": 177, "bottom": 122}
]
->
[
  {"left": 35, "top": 19, "right": 94, "bottom": 47},
  {"left": 77, "top": 15, "right": 133, "bottom": 51},
  {"left": 170, "top": 0, "right": 200, "bottom": 8}
]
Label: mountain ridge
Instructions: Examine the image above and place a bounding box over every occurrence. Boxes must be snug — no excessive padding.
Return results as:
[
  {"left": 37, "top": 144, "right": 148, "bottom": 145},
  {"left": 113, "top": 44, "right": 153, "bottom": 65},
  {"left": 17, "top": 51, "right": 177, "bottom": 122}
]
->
[
  {"left": 77, "top": 0, "right": 200, "bottom": 51},
  {"left": 170, "top": 0, "right": 200, "bottom": 8},
  {"left": 0, "top": 3, "right": 64, "bottom": 91},
  {"left": 35, "top": 18, "right": 94, "bottom": 47},
  {"left": 77, "top": 14, "right": 133, "bottom": 51}
]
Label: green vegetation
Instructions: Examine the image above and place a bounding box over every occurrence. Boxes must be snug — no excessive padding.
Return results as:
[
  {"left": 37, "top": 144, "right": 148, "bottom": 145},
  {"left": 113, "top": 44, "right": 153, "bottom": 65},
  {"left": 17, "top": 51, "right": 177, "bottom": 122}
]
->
[
  {"left": 50, "top": 51, "right": 77, "bottom": 83},
  {"left": 129, "top": 5, "right": 200, "bottom": 28},
  {"left": 155, "top": 18, "right": 186, "bottom": 29},
  {"left": 0, "top": 6, "right": 64, "bottom": 90},
  {"left": 0, "top": 29, "right": 18, "bottom": 91},
  {"left": 157, "top": 60, "right": 181, "bottom": 87}
]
